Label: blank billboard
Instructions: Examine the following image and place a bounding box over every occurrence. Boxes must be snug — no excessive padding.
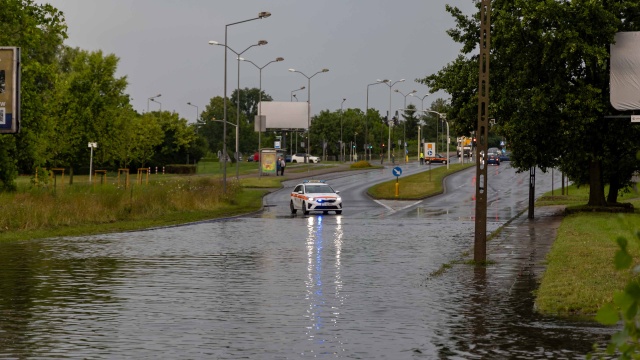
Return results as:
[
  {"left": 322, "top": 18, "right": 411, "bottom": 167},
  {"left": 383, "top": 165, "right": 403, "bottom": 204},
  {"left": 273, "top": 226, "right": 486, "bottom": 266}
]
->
[
  {"left": 611, "top": 32, "right": 640, "bottom": 111},
  {"left": 258, "top": 101, "right": 309, "bottom": 129}
]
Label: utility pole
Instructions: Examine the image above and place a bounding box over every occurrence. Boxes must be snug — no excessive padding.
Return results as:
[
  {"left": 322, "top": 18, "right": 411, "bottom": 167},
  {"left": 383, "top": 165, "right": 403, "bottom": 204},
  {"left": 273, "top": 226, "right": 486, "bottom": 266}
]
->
[{"left": 474, "top": 0, "right": 491, "bottom": 263}]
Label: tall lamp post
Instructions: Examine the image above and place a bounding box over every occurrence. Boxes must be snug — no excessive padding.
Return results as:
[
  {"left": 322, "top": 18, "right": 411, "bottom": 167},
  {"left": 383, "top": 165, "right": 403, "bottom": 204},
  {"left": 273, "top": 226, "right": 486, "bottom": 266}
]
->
[
  {"left": 410, "top": 93, "right": 429, "bottom": 158},
  {"left": 377, "top": 79, "right": 405, "bottom": 162},
  {"left": 209, "top": 39, "right": 268, "bottom": 181},
  {"left": 150, "top": 97, "right": 162, "bottom": 111},
  {"left": 241, "top": 56, "right": 284, "bottom": 175},
  {"left": 209, "top": 11, "right": 271, "bottom": 193},
  {"left": 340, "top": 98, "right": 346, "bottom": 162},
  {"left": 186, "top": 102, "right": 199, "bottom": 122},
  {"left": 291, "top": 86, "right": 305, "bottom": 101},
  {"left": 147, "top": 93, "right": 161, "bottom": 112},
  {"left": 395, "top": 89, "right": 416, "bottom": 162},
  {"left": 289, "top": 68, "right": 329, "bottom": 163},
  {"left": 366, "top": 81, "right": 386, "bottom": 161}
]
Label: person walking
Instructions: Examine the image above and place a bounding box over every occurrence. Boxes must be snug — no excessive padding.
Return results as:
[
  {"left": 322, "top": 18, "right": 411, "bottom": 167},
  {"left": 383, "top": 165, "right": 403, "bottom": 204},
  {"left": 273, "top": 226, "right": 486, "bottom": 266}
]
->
[
  {"left": 420, "top": 151, "right": 424, "bottom": 165},
  {"left": 276, "top": 156, "right": 281, "bottom": 176},
  {"left": 280, "top": 156, "right": 286, "bottom": 176}
]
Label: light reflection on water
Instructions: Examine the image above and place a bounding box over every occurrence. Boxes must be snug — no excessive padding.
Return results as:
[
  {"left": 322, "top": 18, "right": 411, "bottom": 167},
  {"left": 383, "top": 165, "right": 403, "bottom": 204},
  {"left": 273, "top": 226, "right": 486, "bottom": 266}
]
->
[{"left": 0, "top": 215, "right": 612, "bottom": 359}]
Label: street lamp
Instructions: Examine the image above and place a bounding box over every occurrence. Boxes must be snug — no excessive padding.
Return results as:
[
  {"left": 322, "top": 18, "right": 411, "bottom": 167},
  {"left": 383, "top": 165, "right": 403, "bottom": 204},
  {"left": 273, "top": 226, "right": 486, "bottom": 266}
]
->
[
  {"left": 147, "top": 93, "right": 161, "bottom": 112},
  {"left": 410, "top": 93, "right": 430, "bottom": 158},
  {"left": 291, "top": 86, "right": 305, "bottom": 101},
  {"left": 395, "top": 89, "right": 417, "bottom": 163},
  {"left": 241, "top": 56, "right": 284, "bottom": 176},
  {"left": 209, "top": 39, "right": 268, "bottom": 181},
  {"left": 340, "top": 98, "right": 346, "bottom": 162},
  {"left": 289, "top": 68, "right": 329, "bottom": 163},
  {"left": 209, "top": 11, "right": 270, "bottom": 193},
  {"left": 416, "top": 109, "right": 450, "bottom": 170},
  {"left": 377, "top": 79, "right": 405, "bottom": 162},
  {"left": 366, "top": 81, "right": 386, "bottom": 161},
  {"left": 150, "top": 97, "right": 162, "bottom": 111},
  {"left": 187, "top": 102, "right": 199, "bottom": 122}
]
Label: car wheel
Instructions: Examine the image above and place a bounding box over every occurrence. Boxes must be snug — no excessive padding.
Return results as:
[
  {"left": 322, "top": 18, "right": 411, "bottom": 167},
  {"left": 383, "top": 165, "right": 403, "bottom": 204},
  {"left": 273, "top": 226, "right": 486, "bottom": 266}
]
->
[
  {"left": 302, "top": 202, "right": 309, "bottom": 215},
  {"left": 290, "top": 200, "right": 297, "bottom": 214},
  {"left": 335, "top": 210, "right": 342, "bottom": 215},
  {"left": 426, "top": 160, "right": 430, "bottom": 165},
  {"left": 444, "top": 160, "right": 447, "bottom": 165},
  {"left": 323, "top": 211, "right": 328, "bottom": 215}
]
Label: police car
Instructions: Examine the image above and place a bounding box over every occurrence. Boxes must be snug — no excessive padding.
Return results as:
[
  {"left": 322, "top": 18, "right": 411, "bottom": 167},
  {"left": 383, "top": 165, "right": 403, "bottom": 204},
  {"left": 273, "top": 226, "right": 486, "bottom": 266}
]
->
[{"left": 290, "top": 180, "right": 343, "bottom": 215}]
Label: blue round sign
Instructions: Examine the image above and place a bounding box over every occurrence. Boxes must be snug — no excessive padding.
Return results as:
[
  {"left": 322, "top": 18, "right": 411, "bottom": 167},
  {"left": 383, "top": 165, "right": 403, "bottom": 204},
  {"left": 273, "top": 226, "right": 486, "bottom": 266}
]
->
[{"left": 392, "top": 166, "right": 402, "bottom": 177}]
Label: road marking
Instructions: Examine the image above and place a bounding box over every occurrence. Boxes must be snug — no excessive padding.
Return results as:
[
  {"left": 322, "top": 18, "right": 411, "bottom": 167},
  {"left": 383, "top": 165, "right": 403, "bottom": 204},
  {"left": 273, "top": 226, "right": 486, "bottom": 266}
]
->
[{"left": 373, "top": 200, "right": 422, "bottom": 213}]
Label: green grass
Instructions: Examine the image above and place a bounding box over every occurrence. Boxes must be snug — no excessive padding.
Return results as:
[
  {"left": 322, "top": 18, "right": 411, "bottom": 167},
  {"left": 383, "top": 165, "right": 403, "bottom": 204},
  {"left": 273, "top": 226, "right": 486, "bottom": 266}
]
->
[
  {"left": 533, "top": 183, "right": 640, "bottom": 317},
  {"left": 535, "top": 212, "right": 640, "bottom": 316},
  {"left": 367, "top": 163, "right": 474, "bottom": 200}
]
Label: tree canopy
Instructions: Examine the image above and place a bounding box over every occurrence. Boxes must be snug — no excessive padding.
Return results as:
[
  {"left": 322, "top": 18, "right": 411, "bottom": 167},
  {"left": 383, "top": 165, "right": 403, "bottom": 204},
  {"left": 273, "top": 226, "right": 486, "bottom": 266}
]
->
[{"left": 421, "top": 0, "right": 640, "bottom": 206}]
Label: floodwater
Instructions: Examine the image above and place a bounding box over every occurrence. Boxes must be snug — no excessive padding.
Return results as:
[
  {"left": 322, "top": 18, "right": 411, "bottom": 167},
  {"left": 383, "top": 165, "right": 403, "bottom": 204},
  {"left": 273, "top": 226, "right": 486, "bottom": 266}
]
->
[{"left": 0, "top": 212, "right": 613, "bottom": 358}]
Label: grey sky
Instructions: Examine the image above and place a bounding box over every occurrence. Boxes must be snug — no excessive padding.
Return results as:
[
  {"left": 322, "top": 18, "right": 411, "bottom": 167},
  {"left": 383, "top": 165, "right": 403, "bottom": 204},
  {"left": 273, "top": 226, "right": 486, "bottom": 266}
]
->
[{"left": 38, "top": 0, "right": 477, "bottom": 123}]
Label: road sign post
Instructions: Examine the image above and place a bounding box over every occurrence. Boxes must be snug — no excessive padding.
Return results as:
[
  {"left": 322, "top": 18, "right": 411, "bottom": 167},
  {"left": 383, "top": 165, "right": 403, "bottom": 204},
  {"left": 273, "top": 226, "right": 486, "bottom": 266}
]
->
[{"left": 392, "top": 166, "right": 402, "bottom": 197}]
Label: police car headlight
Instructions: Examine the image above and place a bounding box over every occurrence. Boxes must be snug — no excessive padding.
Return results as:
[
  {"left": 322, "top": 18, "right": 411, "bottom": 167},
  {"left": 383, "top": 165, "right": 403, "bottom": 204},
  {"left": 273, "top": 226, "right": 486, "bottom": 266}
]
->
[
  {"left": 336, "top": 197, "right": 342, "bottom": 202},
  {"left": 307, "top": 197, "right": 314, "bottom": 201}
]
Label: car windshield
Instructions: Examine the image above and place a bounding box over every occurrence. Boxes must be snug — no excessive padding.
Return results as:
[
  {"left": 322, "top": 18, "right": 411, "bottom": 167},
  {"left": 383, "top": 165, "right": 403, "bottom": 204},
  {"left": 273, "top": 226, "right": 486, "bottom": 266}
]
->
[{"left": 306, "top": 185, "right": 333, "bottom": 194}]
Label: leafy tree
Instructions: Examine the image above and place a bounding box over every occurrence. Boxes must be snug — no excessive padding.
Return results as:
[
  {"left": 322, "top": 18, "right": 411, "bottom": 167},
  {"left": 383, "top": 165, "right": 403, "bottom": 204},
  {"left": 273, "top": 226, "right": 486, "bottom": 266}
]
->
[
  {"left": 421, "top": 1, "right": 640, "bottom": 206},
  {"left": 151, "top": 111, "right": 198, "bottom": 166},
  {"left": 0, "top": 0, "right": 68, "bottom": 183}
]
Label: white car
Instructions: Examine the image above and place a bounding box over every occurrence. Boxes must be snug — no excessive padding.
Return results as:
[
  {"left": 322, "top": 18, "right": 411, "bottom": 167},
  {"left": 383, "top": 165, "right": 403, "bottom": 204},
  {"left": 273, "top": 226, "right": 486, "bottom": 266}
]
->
[
  {"left": 291, "top": 153, "right": 320, "bottom": 163},
  {"left": 290, "top": 180, "right": 342, "bottom": 215}
]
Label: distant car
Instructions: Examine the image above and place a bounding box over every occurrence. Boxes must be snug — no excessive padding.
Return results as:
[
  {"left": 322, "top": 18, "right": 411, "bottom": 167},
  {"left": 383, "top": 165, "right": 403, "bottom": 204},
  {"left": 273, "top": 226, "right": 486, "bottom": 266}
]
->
[
  {"left": 291, "top": 153, "right": 320, "bottom": 163},
  {"left": 486, "top": 154, "right": 500, "bottom": 166},
  {"left": 285, "top": 154, "right": 292, "bottom": 163},
  {"left": 290, "top": 180, "right": 342, "bottom": 215},
  {"left": 488, "top": 147, "right": 500, "bottom": 156},
  {"left": 247, "top": 154, "right": 255, "bottom": 162},
  {"left": 425, "top": 153, "right": 448, "bottom": 164},
  {"left": 499, "top": 151, "right": 510, "bottom": 162}
]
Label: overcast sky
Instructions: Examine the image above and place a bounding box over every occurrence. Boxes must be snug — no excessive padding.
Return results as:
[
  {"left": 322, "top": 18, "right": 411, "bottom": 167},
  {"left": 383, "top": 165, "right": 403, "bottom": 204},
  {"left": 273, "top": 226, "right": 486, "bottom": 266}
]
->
[{"left": 38, "top": 0, "right": 478, "bottom": 123}]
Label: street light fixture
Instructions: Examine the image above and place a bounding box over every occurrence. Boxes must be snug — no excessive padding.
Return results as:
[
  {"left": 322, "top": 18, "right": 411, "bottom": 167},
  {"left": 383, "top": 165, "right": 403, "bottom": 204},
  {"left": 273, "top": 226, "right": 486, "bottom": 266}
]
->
[
  {"left": 290, "top": 86, "right": 305, "bottom": 101},
  {"left": 410, "top": 93, "right": 430, "bottom": 157},
  {"left": 288, "top": 68, "right": 329, "bottom": 164},
  {"left": 147, "top": 93, "right": 161, "bottom": 112},
  {"left": 209, "top": 11, "right": 270, "bottom": 193},
  {"left": 209, "top": 39, "right": 268, "bottom": 181},
  {"left": 340, "top": 98, "right": 346, "bottom": 162},
  {"left": 187, "top": 102, "right": 199, "bottom": 122},
  {"left": 150, "top": 97, "right": 162, "bottom": 111},
  {"left": 377, "top": 78, "right": 404, "bottom": 162},
  {"left": 366, "top": 81, "right": 386, "bottom": 161},
  {"left": 395, "top": 89, "right": 417, "bottom": 163},
  {"left": 241, "top": 56, "right": 284, "bottom": 176}
]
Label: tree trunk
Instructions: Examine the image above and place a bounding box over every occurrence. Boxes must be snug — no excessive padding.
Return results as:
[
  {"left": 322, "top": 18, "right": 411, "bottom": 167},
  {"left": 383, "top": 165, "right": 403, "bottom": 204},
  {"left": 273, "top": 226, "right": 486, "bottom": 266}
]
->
[
  {"left": 588, "top": 160, "right": 607, "bottom": 206},
  {"left": 607, "top": 175, "right": 620, "bottom": 204}
]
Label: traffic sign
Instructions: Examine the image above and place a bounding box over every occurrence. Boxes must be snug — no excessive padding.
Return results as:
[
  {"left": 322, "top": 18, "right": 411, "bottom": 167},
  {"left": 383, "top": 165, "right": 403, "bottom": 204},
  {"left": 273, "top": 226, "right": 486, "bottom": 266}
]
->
[
  {"left": 392, "top": 166, "right": 402, "bottom": 177},
  {"left": 425, "top": 142, "right": 435, "bottom": 157}
]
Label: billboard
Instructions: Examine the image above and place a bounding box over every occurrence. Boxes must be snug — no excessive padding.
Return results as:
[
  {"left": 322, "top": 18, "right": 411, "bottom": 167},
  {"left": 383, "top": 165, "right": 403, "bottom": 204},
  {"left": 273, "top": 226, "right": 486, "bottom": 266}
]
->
[
  {"left": 611, "top": 32, "right": 640, "bottom": 111},
  {"left": 0, "top": 47, "right": 20, "bottom": 134},
  {"left": 258, "top": 101, "right": 308, "bottom": 129}
]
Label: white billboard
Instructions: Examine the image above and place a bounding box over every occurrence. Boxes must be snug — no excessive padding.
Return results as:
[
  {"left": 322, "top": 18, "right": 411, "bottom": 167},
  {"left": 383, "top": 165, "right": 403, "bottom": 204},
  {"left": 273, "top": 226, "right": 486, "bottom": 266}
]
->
[
  {"left": 611, "top": 32, "right": 640, "bottom": 111},
  {"left": 258, "top": 101, "right": 309, "bottom": 129}
]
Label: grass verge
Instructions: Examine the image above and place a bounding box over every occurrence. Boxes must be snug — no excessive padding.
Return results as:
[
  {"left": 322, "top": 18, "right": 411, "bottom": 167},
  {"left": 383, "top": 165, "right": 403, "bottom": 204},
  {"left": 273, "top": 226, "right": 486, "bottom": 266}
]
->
[
  {"left": 534, "top": 184, "right": 640, "bottom": 317},
  {"left": 367, "top": 163, "right": 474, "bottom": 200}
]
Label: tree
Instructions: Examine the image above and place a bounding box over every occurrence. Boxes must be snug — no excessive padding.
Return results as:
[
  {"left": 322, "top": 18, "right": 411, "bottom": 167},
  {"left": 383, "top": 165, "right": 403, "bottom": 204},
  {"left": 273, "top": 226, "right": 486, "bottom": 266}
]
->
[
  {"left": 151, "top": 111, "right": 198, "bottom": 166},
  {"left": 421, "top": 1, "right": 640, "bottom": 207},
  {"left": 0, "top": 0, "right": 68, "bottom": 184}
]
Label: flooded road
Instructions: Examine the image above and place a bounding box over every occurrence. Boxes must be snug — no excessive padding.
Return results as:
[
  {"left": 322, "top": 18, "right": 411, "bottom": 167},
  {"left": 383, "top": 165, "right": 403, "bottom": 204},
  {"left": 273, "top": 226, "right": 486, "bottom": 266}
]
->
[{"left": 0, "top": 164, "right": 613, "bottom": 358}]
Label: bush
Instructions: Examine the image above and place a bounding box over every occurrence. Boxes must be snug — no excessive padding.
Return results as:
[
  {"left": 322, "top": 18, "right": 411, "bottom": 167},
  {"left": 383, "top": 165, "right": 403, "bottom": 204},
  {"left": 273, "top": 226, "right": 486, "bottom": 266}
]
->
[
  {"left": 165, "top": 164, "right": 196, "bottom": 174},
  {"left": 350, "top": 160, "right": 373, "bottom": 169}
]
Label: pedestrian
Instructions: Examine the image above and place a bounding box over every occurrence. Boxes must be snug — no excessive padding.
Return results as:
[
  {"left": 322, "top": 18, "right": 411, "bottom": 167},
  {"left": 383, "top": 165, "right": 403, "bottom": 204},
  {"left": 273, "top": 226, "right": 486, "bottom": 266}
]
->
[
  {"left": 280, "top": 156, "right": 286, "bottom": 176},
  {"left": 380, "top": 151, "right": 384, "bottom": 165},
  {"left": 420, "top": 151, "right": 424, "bottom": 165},
  {"left": 391, "top": 153, "right": 395, "bottom": 164},
  {"left": 276, "top": 156, "right": 281, "bottom": 176}
]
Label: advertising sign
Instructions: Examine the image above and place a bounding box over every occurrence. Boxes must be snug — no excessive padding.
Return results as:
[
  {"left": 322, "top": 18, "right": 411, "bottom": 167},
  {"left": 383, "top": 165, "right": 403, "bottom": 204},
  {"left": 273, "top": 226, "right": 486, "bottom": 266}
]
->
[
  {"left": 424, "top": 142, "right": 436, "bottom": 157},
  {"left": 0, "top": 47, "right": 20, "bottom": 134},
  {"left": 260, "top": 148, "right": 277, "bottom": 175}
]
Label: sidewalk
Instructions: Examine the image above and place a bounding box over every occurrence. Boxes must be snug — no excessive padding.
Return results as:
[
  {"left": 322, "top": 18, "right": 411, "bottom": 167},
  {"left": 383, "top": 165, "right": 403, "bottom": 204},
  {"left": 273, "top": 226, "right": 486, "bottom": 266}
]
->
[{"left": 484, "top": 205, "right": 566, "bottom": 281}]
